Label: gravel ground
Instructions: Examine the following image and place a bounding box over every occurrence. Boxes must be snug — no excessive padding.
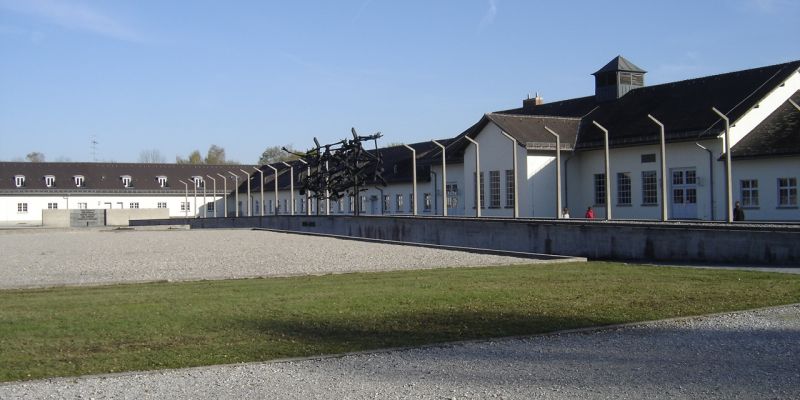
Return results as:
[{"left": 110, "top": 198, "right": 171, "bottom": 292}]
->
[
  {"left": 0, "top": 228, "right": 553, "bottom": 289},
  {"left": 2, "top": 304, "right": 798, "bottom": 399}
]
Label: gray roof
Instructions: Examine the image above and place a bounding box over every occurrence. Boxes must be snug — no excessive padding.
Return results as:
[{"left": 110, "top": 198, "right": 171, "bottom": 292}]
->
[
  {"left": 0, "top": 162, "right": 256, "bottom": 193},
  {"left": 593, "top": 55, "right": 646, "bottom": 75},
  {"left": 731, "top": 91, "right": 800, "bottom": 159}
]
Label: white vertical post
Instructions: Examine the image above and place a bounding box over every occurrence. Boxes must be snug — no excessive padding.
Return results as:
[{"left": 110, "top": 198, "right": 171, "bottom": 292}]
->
[
  {"left": 432, "top": 140, "right": 447, "bottom": 216},
  {"left": 179, "top": 180, "right": 188, "bottom": 218},
  {"left": 216, "top": 173, "right": 228, "bottom": 217},
  {"left": 252, "top": 167, "right": 264, "bottom": 216},
  {"left": 202, "top": 179, "right": 206, "bottom": 219},
  {"left": 298, "top": 159, "right": 310, "bottom": 215},
  {"left": 464, "top": 136, "right": 481, "bottom": 217},
  {"left": 499, "top": 131, "right": 519, "bottom": 218},
  {"left": 228, "top": 172, "right": 240, "bottom": 217},
  {"left": 402, "top": 144, "right": 417, "bottom": 216},
  {"left": 544, "top": 126, "right": 562, "bottom": 219},
  {"left": 647, "top": 114, "right": 668, "bottom": 221},
  {"left": 592, "top": 121, "right": 611, "bottom": 220},
  {"left": 192, "top": 178, "right": 198, "bottom": 218},
  {"left": 266, "top": 165, "right": 279, "bottom": 215},
  {"left": 239, "top": 169, "right": 252, "bottom": 217},
  {"left": 206, "top": 175, "right": 217, "bottom": 218},
  {"left": 712, "top": 107, "right": 733, "bottom": 223},
  {"left": 325, "top": 160, "right": 330, "bottom": 215},
  {"left": 282, "top": 162, "right": 295, "bottom": 215}
]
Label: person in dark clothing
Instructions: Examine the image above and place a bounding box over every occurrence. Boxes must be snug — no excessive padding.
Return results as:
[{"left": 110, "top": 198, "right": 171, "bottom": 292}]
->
[{"left": 733, "top": 201, "right": 745, "bottom": 221}]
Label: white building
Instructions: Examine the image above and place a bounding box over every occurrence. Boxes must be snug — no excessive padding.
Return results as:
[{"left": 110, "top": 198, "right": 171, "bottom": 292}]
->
[
  {"left": 0, "top": 162, "right": 256, "bottom": 225},
  {"left": 249, "top": 56, "right": 798, "bottom": 222}
]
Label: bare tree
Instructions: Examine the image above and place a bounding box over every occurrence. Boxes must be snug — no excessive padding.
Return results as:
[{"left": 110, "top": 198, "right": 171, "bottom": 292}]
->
[
  {"left": 26, "top": 152, "right": 45, "bottom": 162},
  {"left": 138, "top": 149, "right": 166, "bottom": 163}
]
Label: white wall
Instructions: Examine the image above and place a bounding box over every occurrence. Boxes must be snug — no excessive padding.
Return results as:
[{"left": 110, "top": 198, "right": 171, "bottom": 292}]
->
[
  {"left": 0, "top": 193, "right": 223, "bottom": 224},
  {"left": 733, "top": 157, "right": 800, "bottom": 221}
]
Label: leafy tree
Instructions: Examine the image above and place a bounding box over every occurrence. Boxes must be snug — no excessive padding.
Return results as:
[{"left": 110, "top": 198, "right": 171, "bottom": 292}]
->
[
  {"left": 177, "top": 150, "right": 203, "bottom": 164},
  {"left": 26, "top": 152, "right": 45, "bottom": 162},
  {"left": 176, "top": 146, "right": 239, "bottom": 165},
  {"left": 259, "top": 145, "right": 300, "bottom": 165},
  {"left": 205, "top": 144, "right": 226, "bottom": 164},
  {"left": 138, "top": 149, "right": 166, "bottom": 163}
]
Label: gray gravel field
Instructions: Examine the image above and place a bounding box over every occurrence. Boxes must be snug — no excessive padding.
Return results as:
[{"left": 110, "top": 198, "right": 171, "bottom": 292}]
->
[
  {"left": 2, "top": 304, "right": 798, "bottom": 399},
  {"left": 0, "top": 228, "right": 549, "bottom": 289}
]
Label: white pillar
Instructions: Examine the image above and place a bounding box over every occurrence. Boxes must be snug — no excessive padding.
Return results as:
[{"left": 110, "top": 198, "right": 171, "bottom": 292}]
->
[
  {"left": 252, "top": 167, "right": 264, "bottom": 216},
  {"left": 216, "top": 173, "right": 228, "bottom": 217},
  {"left": 282, "top": 162, "right": 295, "bottom": 215},
  {"left": 266, "top": 165, "right": 279, "bottom": 215},
  {"left": 402, "top": 144, "right": 417, "bottom": 216},
  {"left": 592, "top": 121, "right": 611, "bottom": 220},
  {"left": 499, "top": 131, "right": 519, "bottom": 218},
  {"left": 464, "top": 136, "right": 481, "bottom": 217},
  {"left": 206, "top": 175, "right": 217, "bottom": 218},
  {"left": 432, "top": 140, "right": 447, "bottom": 217},
  {"left": 712, "top": 107, "right": 733, "bottom": 223},
  {"left": 647, "top": 114, "right": 669, "bottom": 221},
  {"left": 544, "top": 126, "right": 562, "bottom": 219}
]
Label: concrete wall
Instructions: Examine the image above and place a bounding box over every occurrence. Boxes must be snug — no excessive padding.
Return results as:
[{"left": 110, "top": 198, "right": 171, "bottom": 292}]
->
[
  {"left": 41, "top": 209, "right": 70, "bottom": 227},
  {"left": 132, "top": 215, "right": 800, "bottom": 265},
  {"left": 106, "top": 208, "right": 169, "bottom": 226}
]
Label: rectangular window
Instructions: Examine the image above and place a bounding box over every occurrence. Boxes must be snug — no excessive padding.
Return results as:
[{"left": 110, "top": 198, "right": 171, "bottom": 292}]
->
[
  {"left": 641, "top": 154, "right": 656, "bottom": 163},
  {"left": 617, "top": 172, "right": 631, "bottom": 205},
  {"left": 337, "top": 198, "right": 344, "bottom": 213},
  {"left": 740, "top": 180, "right": 759, "bottom": 207},
  {"left": 489, "top": 170, "right": 500, "bottom": 208},
  {"left": 268, "top": 200, "right": 273, "bottom": 214},
  {"left": 446, "top": 183, "right": 459, "bottom": 209},
  {"left": 424, "top": 193, "right": 431, "bottom": 211},
  {"left": 594, "top": 173, "right": 606, "bottom": 205},
  {"left": 129, "top": 202, "right": 139, "bottom": 209},
  {"left": 44, "top": 175, "right": 55, "bottom": 187},
  {"left": 157, "top": 202, "right": 167, "bottom": 208},
  {"left": 360, "top": 195, "right": 366, "bottom": 213},
  {"left": 383, "top": 195, "right": 390, "bottom": 213},
  {"left": 642, "top": 171, "right": 658, "bottom": 205},
  {"left": 396, "top": 194, "right": 403, "bottom": 212},
  {"left": 14, "top": 175, "right": 25, "bottom": 187},
  {"left": 47, "top": 202, "right": 58, "bottom": 209},
  {"left": 180, "top": 202, "right": 190, "bottom": 211},
  {"left": 283, "top": 199, "right": 288, "bottom": 214},
  {"left": 207, "top": 202, "right": 215, "bottom": 212},
  {"left": 409, "top": 193, "right": 414, "bottom": 212},
  {"left": 350, "top": 195, "right": 355, "bottom": 212},
  {"left": 74, "top": 175, "right": 85, "bottom": 187},
  {"left": 778, "top": 177, "right": 797, "bottom": 207},
  {"left": 157, "top": 176, "right": 168, "bottom": 188},
  {"left": 17, "top": 203, "right": 28, "bottom": 213},
  {"left": 78, "top": 202, "right": 88, "bottom": 209},
  {"left": 505, "top": 170, "right": 514, "bottom": 208}
]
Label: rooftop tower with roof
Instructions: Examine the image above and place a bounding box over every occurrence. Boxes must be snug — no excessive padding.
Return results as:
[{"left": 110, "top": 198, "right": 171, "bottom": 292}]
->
[{"left": 592, "top": 55, "right": 646, "bottom": 102}]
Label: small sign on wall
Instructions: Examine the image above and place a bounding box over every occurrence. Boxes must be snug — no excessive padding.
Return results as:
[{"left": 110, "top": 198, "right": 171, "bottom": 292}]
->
[{"left": 70, "top": 209, "right": 105, "bottom": 227}]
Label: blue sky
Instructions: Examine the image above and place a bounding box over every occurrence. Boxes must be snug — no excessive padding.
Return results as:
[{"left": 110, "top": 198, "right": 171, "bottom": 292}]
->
[{"left": 1, "top": 0, "right": 798, "bottom": 164}]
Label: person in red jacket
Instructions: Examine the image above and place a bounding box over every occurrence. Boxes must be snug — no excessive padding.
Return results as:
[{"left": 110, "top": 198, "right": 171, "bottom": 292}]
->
[{"left": 585, "top": 206, "right": 595, "bottom": 219}]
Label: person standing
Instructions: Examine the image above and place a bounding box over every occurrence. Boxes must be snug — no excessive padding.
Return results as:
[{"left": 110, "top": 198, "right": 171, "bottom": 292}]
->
[
  {"left": 733, "top": 201, "right": 745, "bottom": 221},
  {"left": 585, "top": 206, "right": 595, "bottom": 219},
  {"left": 562, "top": 208, "right": 570, "bottom": 218}
]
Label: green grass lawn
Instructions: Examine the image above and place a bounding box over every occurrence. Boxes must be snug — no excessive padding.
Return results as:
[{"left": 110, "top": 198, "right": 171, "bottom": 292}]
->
[{"left": 1, "top": 262, "right": 799, "bottom": 382}]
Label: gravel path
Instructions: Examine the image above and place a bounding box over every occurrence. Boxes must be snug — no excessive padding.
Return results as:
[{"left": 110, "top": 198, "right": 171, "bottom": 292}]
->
[
  {"left": 0, "top": 228, "right": 552, "bottom": 289},
  {"left": 2, "top": 304, "right": 798, "bottom": 399}
]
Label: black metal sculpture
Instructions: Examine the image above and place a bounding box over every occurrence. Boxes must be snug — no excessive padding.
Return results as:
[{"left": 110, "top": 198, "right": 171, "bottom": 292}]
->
[{"left": 284, "top": 128, "right": 386, "bottom": 215}]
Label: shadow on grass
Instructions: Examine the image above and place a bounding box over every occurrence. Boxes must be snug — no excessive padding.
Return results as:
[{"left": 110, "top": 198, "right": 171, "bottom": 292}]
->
[{"left": 232, "top": 309, "right": 621, "bottom": 351}]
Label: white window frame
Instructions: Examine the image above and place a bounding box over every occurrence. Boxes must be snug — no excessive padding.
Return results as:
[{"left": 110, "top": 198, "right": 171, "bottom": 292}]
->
[
  {"left": 594, "top": 173, "right": 606, "bottom": 206},
  {"left": 617, "top": 172, "right": 631, "bottom": 206},
  {"left": 157, "top": 176, "right": 168, "bottom": 188},
  {"left": 121, "top": 175, "right": 132, "bottom": 188},
  {"left": 740, "top": 179, "right": 759, "bottom": 207},
  {"left": 642, "top": 171, "right": 658, "bottom": 205},
  {"left": 47, "top": 202, "right": 58, "bottom": 209},
  {"left": 78, "top": 202, "right": 88, "bottom": 209},
  {"left": 44, "top": 175, "right": 56, "bottom": 188},
  {"left": 157, "top": 202, "right": 167, "bottom": 209},
  {"left": 17, "top": 203, "right": 28, "bottom": 213},
  {"left": 74, "top": 175, "right": 85, "bottom": 187},
  {"left": 14, "top": 175, "right": 25, "bottom": 188},
  {"left": 778, "top": 177, "right": 797, "bottom": 207},
  {"left": 193, "top": 176, "right": 205, "bottom": 189},
  {"left": 129, "top": 202, "right": 139, "bottom": 209}
]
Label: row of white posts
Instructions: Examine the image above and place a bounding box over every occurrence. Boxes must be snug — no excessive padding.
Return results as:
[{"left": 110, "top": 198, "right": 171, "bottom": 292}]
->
[{"left": 180, "top": 104, "right": 784, "bottom": 222}]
